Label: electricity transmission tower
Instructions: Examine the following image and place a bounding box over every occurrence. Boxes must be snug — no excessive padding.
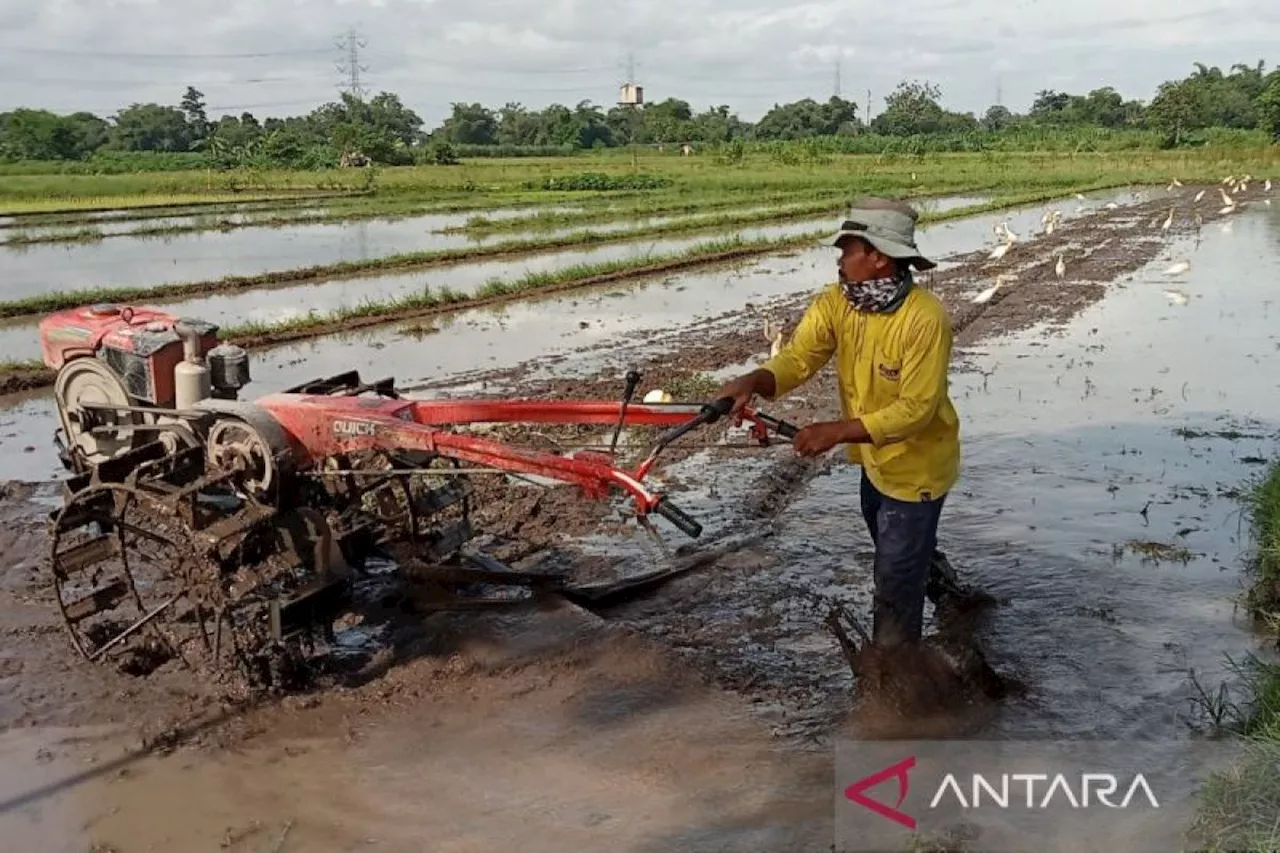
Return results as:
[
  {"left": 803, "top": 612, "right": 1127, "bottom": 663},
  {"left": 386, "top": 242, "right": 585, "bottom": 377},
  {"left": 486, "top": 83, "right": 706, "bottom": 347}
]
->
[{"left": 335, "top": 27, "right": 369, "bottom": 99}]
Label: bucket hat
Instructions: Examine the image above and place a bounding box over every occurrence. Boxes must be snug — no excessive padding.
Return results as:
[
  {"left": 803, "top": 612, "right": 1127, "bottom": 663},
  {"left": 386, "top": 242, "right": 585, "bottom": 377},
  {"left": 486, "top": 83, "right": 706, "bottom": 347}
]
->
[{"left": 829, "top": 197, "right": 937, "bottom": 271}]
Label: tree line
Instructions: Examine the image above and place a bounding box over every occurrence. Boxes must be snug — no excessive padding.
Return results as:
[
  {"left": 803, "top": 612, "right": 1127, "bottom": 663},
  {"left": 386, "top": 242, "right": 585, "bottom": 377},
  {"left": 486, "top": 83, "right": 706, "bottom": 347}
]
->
[{"left": 2, "top": 60, "right": 1278, "bottom": 168}]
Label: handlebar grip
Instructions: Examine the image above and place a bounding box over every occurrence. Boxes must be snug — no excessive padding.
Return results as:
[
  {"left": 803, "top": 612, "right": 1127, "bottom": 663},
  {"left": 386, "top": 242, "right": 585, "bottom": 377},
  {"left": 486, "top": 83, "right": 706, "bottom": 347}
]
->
[
  {"left": 773, "top": 420, "right": 799, "bottom": 439},
  {"left": 704, "top": 395, "right": 735, "bottom": 422},
  {"left": 652, "top": 497, "right": 703, "bottom": 538}
]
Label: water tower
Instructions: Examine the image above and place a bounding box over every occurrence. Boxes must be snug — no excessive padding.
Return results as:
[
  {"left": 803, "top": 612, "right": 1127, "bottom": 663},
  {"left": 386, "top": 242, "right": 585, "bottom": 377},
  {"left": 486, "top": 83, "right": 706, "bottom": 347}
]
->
[{"left": 619, "top": 82, "right": 644, "bottom": 106}]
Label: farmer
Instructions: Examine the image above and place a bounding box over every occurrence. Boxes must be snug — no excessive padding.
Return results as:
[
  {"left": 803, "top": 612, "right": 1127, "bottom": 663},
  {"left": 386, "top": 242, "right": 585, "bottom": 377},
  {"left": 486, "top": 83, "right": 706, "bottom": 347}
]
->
[{"left": 714, "top": 197, "right": 987, "bottom": 653}]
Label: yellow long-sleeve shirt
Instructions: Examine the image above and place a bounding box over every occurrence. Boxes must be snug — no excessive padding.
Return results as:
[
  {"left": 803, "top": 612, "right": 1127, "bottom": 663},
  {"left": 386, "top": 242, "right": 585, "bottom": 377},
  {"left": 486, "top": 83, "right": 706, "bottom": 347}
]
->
[{"left": 760, "top": 282, "right": 960, "bottom": 503}]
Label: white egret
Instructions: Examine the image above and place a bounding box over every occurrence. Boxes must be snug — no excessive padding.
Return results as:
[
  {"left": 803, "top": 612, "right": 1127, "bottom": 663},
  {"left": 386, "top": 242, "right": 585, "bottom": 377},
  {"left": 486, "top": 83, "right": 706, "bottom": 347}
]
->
[{"left": 972, "top": 273, "right": 1018, "bottom": 304}]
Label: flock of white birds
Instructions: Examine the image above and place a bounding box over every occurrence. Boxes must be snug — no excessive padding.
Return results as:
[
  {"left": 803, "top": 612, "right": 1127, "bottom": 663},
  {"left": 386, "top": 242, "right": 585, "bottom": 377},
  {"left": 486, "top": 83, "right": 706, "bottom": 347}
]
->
[
  {"left": 744, "top": 174, "right": 1273, "bottom": 366},
  {"left": 975, "top": 173, "right": 1273, "bottom": 308}
]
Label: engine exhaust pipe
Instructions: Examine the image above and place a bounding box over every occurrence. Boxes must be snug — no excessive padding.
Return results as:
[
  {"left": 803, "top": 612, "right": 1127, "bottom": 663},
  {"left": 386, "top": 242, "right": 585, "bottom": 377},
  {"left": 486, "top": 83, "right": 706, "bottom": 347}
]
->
[{"left": 173, "top": 320, "right": 211, "bottom": 409}]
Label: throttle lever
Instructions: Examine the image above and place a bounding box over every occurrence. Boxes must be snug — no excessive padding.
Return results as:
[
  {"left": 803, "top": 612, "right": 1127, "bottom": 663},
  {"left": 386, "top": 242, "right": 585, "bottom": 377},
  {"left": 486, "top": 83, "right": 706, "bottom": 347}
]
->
[{"left": 609, "top": 368, "right": 643, "bottom": 454}]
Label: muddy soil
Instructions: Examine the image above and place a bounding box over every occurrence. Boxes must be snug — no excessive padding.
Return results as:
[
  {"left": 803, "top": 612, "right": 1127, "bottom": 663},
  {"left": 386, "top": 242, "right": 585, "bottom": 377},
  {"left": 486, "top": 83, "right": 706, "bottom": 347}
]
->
[
  {"left": 0, "top": 368, "right": 53, "bottom": 396},
  {"left": 0, "top": 185, "right": 1258, "bottom": 851}
]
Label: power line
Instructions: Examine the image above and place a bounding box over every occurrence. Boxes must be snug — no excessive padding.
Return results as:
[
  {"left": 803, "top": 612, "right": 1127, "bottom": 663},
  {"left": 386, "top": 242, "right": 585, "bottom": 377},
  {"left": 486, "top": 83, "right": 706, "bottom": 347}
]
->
[
  {"left": 0, "top": 44, "right": 329, "bottom": 59},
  {"left": 335, "top": 27, "right": 368, "bottom": 99}
]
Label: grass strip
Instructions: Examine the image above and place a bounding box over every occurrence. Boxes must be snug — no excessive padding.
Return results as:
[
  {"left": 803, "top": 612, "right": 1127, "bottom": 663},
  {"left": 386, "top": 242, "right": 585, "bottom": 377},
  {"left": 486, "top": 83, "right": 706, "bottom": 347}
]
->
[
  {"left": 0, "top": 188, "right": 807, "bottom": 246},
  {"left": 1186, "top": 461, "right": 1280, "bottom": 851},
  {"left": 448, "top": 188, "right": 854, "bottom": 234},
  {"left": 0, "top": 182, "right": 1128, "bottom": 322},
  {"left": 0, "top": 188, "right": 628, "bottom": 237},
  {"left": 0, "top": 190, "right": 362, "bottom": 218}
]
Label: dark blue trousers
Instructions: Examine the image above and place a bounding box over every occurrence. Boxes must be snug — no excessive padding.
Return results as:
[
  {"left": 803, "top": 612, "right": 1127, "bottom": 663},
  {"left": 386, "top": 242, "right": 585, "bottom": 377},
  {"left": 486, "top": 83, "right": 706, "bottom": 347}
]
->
[{"left": 859, "top": 470, "right": 947, "bottom": 648}]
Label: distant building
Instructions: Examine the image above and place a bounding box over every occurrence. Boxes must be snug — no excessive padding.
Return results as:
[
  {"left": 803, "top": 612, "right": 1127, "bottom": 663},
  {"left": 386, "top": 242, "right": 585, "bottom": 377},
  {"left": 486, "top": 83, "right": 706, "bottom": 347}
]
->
[{"left": 619, "top": 83, "right": 644, "bottom": 106}]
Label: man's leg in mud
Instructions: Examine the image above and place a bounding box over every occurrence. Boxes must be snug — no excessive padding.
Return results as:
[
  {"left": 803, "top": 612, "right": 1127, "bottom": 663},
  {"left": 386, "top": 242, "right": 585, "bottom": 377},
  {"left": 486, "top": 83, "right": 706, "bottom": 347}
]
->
[{"left": 860, "top": 471, "right": 946, "bottom": 649}]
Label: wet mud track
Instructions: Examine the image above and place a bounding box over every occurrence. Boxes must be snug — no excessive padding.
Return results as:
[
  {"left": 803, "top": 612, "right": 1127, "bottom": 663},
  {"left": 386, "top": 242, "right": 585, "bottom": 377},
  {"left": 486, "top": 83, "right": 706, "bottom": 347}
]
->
[
  {"left": 405, "top": 183, "right": 1272, "bottom": 737},
  {"left": 0, "top": 184, "right": 1272, "bottom": 851}
]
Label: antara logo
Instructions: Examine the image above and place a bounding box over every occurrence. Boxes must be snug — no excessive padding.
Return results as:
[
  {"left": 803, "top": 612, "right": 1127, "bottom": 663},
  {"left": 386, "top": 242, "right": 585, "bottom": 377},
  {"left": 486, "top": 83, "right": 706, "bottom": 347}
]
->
[
  {"left": 844, "top": 757, "right": 1160, "bottom": 829},
  {"left": 845, "top": 757, "right": 917, "bottom": 830}
]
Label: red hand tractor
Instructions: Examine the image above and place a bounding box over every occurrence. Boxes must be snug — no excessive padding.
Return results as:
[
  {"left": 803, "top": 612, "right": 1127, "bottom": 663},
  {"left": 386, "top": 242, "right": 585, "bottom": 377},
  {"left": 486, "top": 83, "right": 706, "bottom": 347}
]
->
[{"left": 38, "top": 303, "right": 799, "bottom": 690}]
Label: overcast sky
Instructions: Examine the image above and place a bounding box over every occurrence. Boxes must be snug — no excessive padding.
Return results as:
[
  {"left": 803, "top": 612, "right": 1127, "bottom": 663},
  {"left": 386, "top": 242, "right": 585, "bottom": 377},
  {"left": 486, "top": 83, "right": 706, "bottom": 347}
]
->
[{"left": 0, "top": 0, "right": 1276, "bottom": 127}]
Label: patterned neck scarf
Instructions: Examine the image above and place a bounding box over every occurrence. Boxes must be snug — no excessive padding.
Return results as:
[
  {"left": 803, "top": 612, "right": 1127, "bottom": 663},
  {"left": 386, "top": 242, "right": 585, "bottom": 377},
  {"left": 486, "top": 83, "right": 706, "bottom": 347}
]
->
[{"left": 841, "top": 268, "right": 913, "bottom": 313}]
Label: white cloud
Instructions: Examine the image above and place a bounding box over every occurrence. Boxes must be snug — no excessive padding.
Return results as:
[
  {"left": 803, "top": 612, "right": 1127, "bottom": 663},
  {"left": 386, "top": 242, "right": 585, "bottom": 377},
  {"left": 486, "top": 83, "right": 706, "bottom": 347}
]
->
[{"left": 0, "top": 0, "right": 1273, "bottom": 124}]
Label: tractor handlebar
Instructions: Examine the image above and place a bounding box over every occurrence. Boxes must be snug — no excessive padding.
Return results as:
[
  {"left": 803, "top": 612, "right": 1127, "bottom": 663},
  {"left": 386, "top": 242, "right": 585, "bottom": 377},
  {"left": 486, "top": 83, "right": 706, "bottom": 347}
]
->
[
  {"left": 639, "top": 396, "right": 801, "bottom": 540},
  {"left": 651, "top": 495, "right": 703, "bottom": 538},
  {"left": 654, "top": 395, "right": 735, "bottom": 449}
]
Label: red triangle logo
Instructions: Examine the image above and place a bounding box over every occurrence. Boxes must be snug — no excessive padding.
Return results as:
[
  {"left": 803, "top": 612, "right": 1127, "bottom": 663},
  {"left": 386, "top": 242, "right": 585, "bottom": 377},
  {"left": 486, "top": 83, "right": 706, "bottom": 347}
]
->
[{"left": 844, "top": 755, "right": 917, "bottom": 830}]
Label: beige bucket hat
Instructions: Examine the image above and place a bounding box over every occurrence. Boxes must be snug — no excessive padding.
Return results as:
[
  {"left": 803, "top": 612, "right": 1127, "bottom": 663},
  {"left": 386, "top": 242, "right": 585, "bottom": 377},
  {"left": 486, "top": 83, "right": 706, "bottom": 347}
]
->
[{"left": 829, "top": 197, "right": 937, "bottom": 271}]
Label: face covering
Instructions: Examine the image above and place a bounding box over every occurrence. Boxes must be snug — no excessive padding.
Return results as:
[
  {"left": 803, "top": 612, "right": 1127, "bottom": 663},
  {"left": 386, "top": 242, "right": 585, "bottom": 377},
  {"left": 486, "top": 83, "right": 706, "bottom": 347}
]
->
[{"left": 841, "top": 266, "right": 913, "bottom": 313}]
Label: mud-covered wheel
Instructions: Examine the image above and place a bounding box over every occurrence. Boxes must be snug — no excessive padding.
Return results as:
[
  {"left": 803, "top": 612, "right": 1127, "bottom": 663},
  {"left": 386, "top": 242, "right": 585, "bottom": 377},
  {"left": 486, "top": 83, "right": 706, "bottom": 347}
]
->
[
  {"left": 49, "top": 482, "right": 211, "bottom": 675},
  {"left": 320, "top": 450, "right": 473, "bottom": 548}
]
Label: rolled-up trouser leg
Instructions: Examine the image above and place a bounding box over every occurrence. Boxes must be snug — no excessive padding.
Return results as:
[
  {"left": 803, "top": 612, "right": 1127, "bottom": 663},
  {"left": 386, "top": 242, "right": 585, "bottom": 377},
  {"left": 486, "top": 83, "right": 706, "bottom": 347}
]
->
[{"left": 863, "top": 472, "right": 947, "bottom": 649}]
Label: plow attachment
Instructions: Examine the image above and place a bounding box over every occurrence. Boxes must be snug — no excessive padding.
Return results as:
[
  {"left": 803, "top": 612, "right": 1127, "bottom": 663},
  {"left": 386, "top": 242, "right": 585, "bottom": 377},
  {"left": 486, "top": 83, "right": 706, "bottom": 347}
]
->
[{"left": 47, "top": 367, "right": 799, "bottom": 693}]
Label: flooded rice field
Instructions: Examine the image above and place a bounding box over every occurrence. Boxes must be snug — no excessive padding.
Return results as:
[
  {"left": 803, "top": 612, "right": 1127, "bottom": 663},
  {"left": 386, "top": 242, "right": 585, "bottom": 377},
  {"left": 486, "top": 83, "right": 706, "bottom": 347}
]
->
[
  {"left": 0, "top": 206, "right": 636, "bottom": 301},
  {"left": 0, "top": 190, "right": 1126, "bottom": 363},
  {"left": 1, "top": 187, "right": 1146, "bottom": 461},
  {"left": 0, "top": 183, "right": 1269, "bottom": 852},
  {"left": 0, "top": 194, "right": 996, "bottom": 305}
]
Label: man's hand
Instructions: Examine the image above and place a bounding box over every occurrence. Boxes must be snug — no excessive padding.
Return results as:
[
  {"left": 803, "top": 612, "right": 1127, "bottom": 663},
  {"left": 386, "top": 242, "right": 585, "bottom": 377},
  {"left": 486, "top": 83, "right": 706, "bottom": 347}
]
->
[
  {"left": 711, "top": 369, "right": 776, "bottom": 415},
  {"left": 792, "top": 419, "right": 871, "bottom": 456}
]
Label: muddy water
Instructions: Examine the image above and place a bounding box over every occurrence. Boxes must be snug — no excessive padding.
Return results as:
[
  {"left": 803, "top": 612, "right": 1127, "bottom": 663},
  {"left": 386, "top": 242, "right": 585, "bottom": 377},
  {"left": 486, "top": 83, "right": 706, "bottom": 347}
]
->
[
  {"left": 600, "top": 199, "right": 1280, "bottom": 744},
  {"left": 0, "top": 208, "right": 628, "bottom": 301},
  {"left": 0, "top": 194, "right": 1011, "bottom": 360},
  {"left": 0, "top": 188, "right": 1158, "bottom": 478},
  {"left": 0, "top": 202, "right": 565, "bottom": 241},
  {"left": 0, "top": 604, "right": 832, "bottom": 853}
]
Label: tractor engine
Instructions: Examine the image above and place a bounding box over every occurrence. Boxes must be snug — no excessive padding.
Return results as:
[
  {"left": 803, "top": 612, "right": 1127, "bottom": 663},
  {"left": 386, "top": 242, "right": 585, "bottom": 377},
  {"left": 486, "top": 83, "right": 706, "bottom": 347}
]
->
[{"left": 39, "top": 303, "right": 252, "bottom": 471}]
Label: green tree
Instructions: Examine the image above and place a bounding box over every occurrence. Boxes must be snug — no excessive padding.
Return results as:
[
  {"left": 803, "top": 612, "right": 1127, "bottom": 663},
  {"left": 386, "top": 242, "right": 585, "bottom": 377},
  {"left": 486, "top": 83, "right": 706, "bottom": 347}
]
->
[
  {"left": 109, "top": 103, "right": 193, "bottom": 151},
  {"left": 438, "top": 102, "right": 498, "bottom": 145},
  {"left": 1257, "top": 72, "right": 1280, "bottom": 138},
  {"left": 1145, "top": 80, "right": 1206, "bottom": 144},
  {"left": 180, "top": 87, "right": 208, "bottom": 140},
  {"left": 981, "top": 105, "right": 1013, "bottom": 132},
  {"left": 870, "top": 81, "right": 945, "bottom": 135}
]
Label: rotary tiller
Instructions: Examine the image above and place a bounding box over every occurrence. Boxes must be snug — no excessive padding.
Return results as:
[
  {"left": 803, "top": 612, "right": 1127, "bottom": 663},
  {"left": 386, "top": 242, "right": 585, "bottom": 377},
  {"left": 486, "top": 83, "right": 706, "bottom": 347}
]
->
[{"left": 37, "top": 303, "right": 798, "bottom": 689}]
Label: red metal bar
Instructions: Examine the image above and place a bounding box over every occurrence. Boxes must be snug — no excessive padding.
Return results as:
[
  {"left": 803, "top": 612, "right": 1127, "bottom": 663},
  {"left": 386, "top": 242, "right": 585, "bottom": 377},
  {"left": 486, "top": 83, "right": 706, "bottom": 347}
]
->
[
  {"left": 254, "top": 395, "right": 667, "bottom": 511},
  {"left": 408, "top": 399, "right": 707, "bottom": 427},
  {"left": 252, "top": 392, "right": 781, "bottom": 518}
]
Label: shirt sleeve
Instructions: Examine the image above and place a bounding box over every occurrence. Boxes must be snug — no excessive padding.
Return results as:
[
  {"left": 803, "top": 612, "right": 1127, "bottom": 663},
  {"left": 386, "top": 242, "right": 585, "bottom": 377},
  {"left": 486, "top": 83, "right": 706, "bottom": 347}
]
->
[
  {"left": 859, "top": 306, "right": 952, "bottom": 446},
  {"left": 759, "top": 287, "right": 837, "bottom": 399}
]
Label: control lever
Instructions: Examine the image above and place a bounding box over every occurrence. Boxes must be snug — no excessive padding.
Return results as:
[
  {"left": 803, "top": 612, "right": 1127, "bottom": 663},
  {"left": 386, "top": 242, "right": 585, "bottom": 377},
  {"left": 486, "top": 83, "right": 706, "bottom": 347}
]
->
[{"left": 609, "top": 368, "right": 643, "bottom": 454}]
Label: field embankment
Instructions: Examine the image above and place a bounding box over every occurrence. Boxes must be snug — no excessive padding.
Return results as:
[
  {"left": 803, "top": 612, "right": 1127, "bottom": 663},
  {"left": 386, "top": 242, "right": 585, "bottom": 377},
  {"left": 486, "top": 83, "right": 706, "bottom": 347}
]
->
[{"left": 1189, "top": 461, "right": 1280, "bottom": 852}]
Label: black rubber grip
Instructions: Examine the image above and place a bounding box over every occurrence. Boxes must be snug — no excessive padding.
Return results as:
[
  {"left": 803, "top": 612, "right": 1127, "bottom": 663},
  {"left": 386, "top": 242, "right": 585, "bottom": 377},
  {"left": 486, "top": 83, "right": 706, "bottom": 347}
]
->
[
  {"left": 703, "top": 395, "right": 735, "bottom": 422},
  {"left": 774, "top": 420, "right": 799, "bottom": 439},
  {"left": 653, "top": 497, "right": 703, "bottom": 538},
  {"left": 754, "top": 411, "right": 800, "bottom": 439},
  {"left": 656, "top": 396, "right": 737, "bottom": 448}
]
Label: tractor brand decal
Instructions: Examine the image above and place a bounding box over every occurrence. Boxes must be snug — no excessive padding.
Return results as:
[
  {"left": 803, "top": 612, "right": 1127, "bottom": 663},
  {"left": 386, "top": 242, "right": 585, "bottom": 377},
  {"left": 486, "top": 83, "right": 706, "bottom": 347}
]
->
[{"left": 333, "top": 419, "right": 378, "bottom": 437}]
